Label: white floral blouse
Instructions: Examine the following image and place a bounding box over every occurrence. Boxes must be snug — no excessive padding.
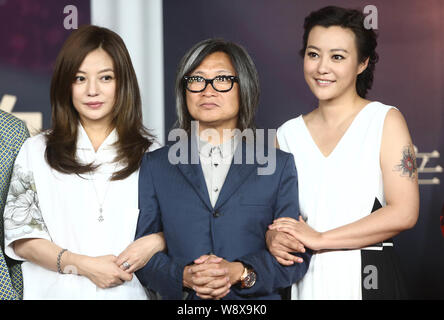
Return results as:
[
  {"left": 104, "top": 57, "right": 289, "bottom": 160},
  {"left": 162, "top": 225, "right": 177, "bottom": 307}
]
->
[{"left": 3, "top": 125, "right": 149, "bottom": 300}]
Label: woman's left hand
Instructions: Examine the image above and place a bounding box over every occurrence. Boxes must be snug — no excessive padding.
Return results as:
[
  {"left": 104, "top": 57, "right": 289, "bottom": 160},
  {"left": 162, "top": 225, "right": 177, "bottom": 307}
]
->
[
  {"left": 269, "top": 216, "right": 323, "bottom": 251},
  {"left": 116, "top": 232, "right": 166, "bottom": 273}
]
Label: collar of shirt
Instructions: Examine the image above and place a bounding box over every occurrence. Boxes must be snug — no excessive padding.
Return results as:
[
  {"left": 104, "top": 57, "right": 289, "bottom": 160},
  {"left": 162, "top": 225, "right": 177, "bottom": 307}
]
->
[
  {"left": 75, "top": 123, "right": 120, "bottom": 174},
  {"left": 76, "top": 123, "right": 118, "bottom": 152},
  {"left": 198, "top": 132, "right": 241, "bottom": 159}
]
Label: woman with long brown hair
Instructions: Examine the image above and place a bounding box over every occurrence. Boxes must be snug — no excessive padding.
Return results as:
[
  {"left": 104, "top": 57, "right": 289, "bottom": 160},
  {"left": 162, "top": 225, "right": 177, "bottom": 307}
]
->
[{"left": 3, "top": 25, "right": 164, "bottom": 299}]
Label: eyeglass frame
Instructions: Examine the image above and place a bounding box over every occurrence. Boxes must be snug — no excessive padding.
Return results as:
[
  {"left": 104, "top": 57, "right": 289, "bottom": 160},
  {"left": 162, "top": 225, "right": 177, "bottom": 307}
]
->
[{"left": 183, "top": 75, "right": 239, "bottom": 93}]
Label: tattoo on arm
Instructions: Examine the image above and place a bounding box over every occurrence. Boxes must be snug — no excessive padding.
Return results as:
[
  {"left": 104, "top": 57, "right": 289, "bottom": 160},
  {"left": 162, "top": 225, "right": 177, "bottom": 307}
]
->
[{"left": 394, "top": 143, "right": 417, "bottom": 180}]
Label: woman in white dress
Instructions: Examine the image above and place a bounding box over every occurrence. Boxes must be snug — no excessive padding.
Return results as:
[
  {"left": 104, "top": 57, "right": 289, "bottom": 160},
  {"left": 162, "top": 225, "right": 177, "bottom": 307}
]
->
[
  {"left": 3, "top": 25, "right": 164, "bottom": 299},
  {"left": 267, "top": 6, "right": 419, "bottom": 299}
]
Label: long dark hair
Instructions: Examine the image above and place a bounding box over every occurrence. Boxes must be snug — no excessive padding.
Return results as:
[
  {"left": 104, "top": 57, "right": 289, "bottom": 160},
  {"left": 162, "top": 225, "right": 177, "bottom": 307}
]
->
[
  {"left": 175, "top": 38, "right": 260, "bottom": 132},
  {"left": 300, "top": 6, "right": 379, "bottom": 98},
  {"left": 46, "top": 25, "right": 153, "bottom": 180}
]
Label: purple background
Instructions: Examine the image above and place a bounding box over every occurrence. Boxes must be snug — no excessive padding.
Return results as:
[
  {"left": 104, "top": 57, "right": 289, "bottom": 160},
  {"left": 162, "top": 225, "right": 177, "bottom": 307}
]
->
[
  {"left": 0, "top": 0, "right": 443, "bottom": 299},
  {"left": 163, "top": 0, "right": 444, "bottom": 299},
  {"left": 0, "top": 0, "right": 90, "bottom": 129}
]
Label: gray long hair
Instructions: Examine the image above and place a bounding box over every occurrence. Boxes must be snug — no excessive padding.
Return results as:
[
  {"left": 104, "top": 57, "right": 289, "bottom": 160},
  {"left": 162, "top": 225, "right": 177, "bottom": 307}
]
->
[{"left": 174, "top": 38, "right": 260, "bottom": 133}]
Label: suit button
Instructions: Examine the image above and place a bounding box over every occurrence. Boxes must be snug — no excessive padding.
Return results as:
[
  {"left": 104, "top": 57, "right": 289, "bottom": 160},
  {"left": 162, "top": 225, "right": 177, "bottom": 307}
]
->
[{"left": 213, "top": 211, "right": 221, "bottom": 218}]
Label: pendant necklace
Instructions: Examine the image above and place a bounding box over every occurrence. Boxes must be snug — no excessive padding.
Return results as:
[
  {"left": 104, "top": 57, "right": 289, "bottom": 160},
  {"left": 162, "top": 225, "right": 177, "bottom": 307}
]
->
[
  {"left": 88, "top": 162, "right": 118, "bottom": 222},
  {"left": 81, "top": 132, "right": 118, "bottom": 222}
]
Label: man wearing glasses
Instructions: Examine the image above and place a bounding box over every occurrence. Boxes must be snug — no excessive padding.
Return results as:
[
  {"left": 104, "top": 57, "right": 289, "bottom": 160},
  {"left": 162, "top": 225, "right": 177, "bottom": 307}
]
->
[{"left": 134, "top": 39, "right": 310, "bottom": 300}]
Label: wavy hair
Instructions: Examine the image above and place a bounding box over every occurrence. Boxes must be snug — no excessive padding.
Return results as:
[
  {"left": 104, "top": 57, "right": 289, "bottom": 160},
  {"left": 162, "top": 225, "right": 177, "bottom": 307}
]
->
[{"left": 46, "top": 25, "right": 153, "bottom": 180}]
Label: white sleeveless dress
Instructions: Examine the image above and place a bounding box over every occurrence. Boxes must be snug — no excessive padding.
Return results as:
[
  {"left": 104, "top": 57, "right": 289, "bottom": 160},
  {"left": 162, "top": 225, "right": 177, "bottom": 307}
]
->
[{"left": 277, "top": 101, "right": 397, "bottom": 300}]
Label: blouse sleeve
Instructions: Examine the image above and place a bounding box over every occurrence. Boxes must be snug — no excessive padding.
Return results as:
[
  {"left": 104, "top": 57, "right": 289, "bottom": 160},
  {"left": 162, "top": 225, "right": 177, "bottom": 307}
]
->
[{"left": 3, "top": 139, "right": 51, "bottom": 261}]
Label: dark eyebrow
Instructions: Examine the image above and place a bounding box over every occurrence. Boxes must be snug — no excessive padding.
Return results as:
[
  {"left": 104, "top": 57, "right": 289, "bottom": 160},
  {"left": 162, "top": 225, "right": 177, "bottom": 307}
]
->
[
  {"left": 330, "top": 49, "right": 349, "bottom": 54},
  {"left": 76, "top": 68, "right": 114, "bottom": 74},
  {"left": 192, "top": 70, "right": 234, "bottom": 75},
  {"left": 306, "top": 45, "right": 349, "bottom": 54},
  {"left": 307, "top": 45, "right": 320, "bottom": 51},
  {"left": 99, "top": 68, "right": 114, "bottom": 73}
]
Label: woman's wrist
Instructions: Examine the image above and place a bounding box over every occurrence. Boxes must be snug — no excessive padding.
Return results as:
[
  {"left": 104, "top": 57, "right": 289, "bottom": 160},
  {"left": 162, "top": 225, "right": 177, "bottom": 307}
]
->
[
  {"left": 62, "top": 251, "right": 90, "bottom": 277},
  {"left": 152, "top": 232, "right": 166, "bottom": 252},
  {"left": 145, "top": 233, "right": 166, "bottom": 260},
  {"left": 314, "top": 232, "right": 327, "bottom": 251},
  {"left": 56, "top": 248, "right": 68, "bottom": 273}
]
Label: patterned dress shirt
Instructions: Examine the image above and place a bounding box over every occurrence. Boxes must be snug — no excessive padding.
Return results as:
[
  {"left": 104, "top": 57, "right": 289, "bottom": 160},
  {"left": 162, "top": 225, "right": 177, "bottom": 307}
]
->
[
  {"left": 0, "top": 110, "right": 29, "bottom": 300},
  {"left": 198, "top": 134, "right": 240, "bottom": 208}
]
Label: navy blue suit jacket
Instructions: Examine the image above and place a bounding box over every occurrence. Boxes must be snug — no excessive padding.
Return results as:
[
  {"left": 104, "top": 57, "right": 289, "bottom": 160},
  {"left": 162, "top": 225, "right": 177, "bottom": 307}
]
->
[{"left": 135, "top": 138, "right": 311, "bottom": 299}]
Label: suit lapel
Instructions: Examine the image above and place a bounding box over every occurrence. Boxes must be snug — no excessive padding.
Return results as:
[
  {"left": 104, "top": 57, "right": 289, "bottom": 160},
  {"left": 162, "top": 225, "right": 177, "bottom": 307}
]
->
[
  {"left": 174, "top": 137, "right": 258, "bottom": 211},
  {"left": 214, "top": 140, "right": 257, "bottom": 210},
  {"left": 175, "top": 136, "right": 213, "bottom": 211}
]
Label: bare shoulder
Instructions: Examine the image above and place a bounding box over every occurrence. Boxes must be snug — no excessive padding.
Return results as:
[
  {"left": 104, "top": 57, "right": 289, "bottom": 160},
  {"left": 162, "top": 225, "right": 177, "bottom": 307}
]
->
[
  {"left": 383, "top": 108, "right": 409, "bottom": 132},
  {"left": 380, "top": 108, "right": 414, "bottom": 150}
]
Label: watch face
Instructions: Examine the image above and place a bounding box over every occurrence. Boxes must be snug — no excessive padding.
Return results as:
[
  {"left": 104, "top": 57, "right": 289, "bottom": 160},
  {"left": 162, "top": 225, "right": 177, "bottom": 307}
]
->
[{"left": 243, "top": 270, "right": 257, "bottom": 288}]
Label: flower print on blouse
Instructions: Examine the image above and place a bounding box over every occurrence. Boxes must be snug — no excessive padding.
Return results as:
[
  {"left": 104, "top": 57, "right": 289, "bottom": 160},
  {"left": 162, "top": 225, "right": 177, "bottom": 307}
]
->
[{"left": 4, "top": 164, "right": 50, "bottom": 241}]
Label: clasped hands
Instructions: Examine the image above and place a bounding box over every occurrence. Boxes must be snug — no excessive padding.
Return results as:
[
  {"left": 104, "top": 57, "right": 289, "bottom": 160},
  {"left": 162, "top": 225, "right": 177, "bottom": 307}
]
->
[
  {"left": 183, "top": 255, "right": 244, "bottom": 300},
  {"left": 267, "top": 216, "right": 323, "bottom": 265},
  {"left": 83, "top": 233, "right": 165, "bottom": 289}
]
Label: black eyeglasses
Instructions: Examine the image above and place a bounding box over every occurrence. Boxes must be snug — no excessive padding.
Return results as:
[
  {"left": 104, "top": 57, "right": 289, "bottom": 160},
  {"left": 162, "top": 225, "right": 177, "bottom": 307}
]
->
[{"left": 183, "top": 75, "right": 239, "bottom": 93}]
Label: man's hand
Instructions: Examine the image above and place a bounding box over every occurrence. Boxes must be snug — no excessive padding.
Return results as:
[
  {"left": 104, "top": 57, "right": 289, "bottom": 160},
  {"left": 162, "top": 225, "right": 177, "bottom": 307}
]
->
[{"left": 183, "top": 255, "right": 244, "bottom": 300}]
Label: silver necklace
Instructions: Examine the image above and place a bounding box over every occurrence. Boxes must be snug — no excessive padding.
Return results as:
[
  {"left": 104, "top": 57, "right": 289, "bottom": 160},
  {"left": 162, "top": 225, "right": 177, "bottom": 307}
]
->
[
  {"left": 80, "top": 131, "right": 118, "bottom": 222},
  {"left": 89, "top": 174, "right": 111, "bottom": 222},
  {"left": 87, "top": 162, "right": 118, "bottom": 222}
]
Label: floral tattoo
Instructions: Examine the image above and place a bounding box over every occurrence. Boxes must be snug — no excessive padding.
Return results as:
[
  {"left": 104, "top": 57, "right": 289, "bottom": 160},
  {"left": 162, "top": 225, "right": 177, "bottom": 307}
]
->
[{"left": 394, "top": 143, "right": 417, "bottom": 181}]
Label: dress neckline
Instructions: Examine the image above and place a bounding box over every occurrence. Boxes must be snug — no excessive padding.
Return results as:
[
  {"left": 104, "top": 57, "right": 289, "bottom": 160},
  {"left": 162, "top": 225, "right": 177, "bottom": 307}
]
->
[{"left": 300, "top": 101, "right": 375, "bottom": 159}]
